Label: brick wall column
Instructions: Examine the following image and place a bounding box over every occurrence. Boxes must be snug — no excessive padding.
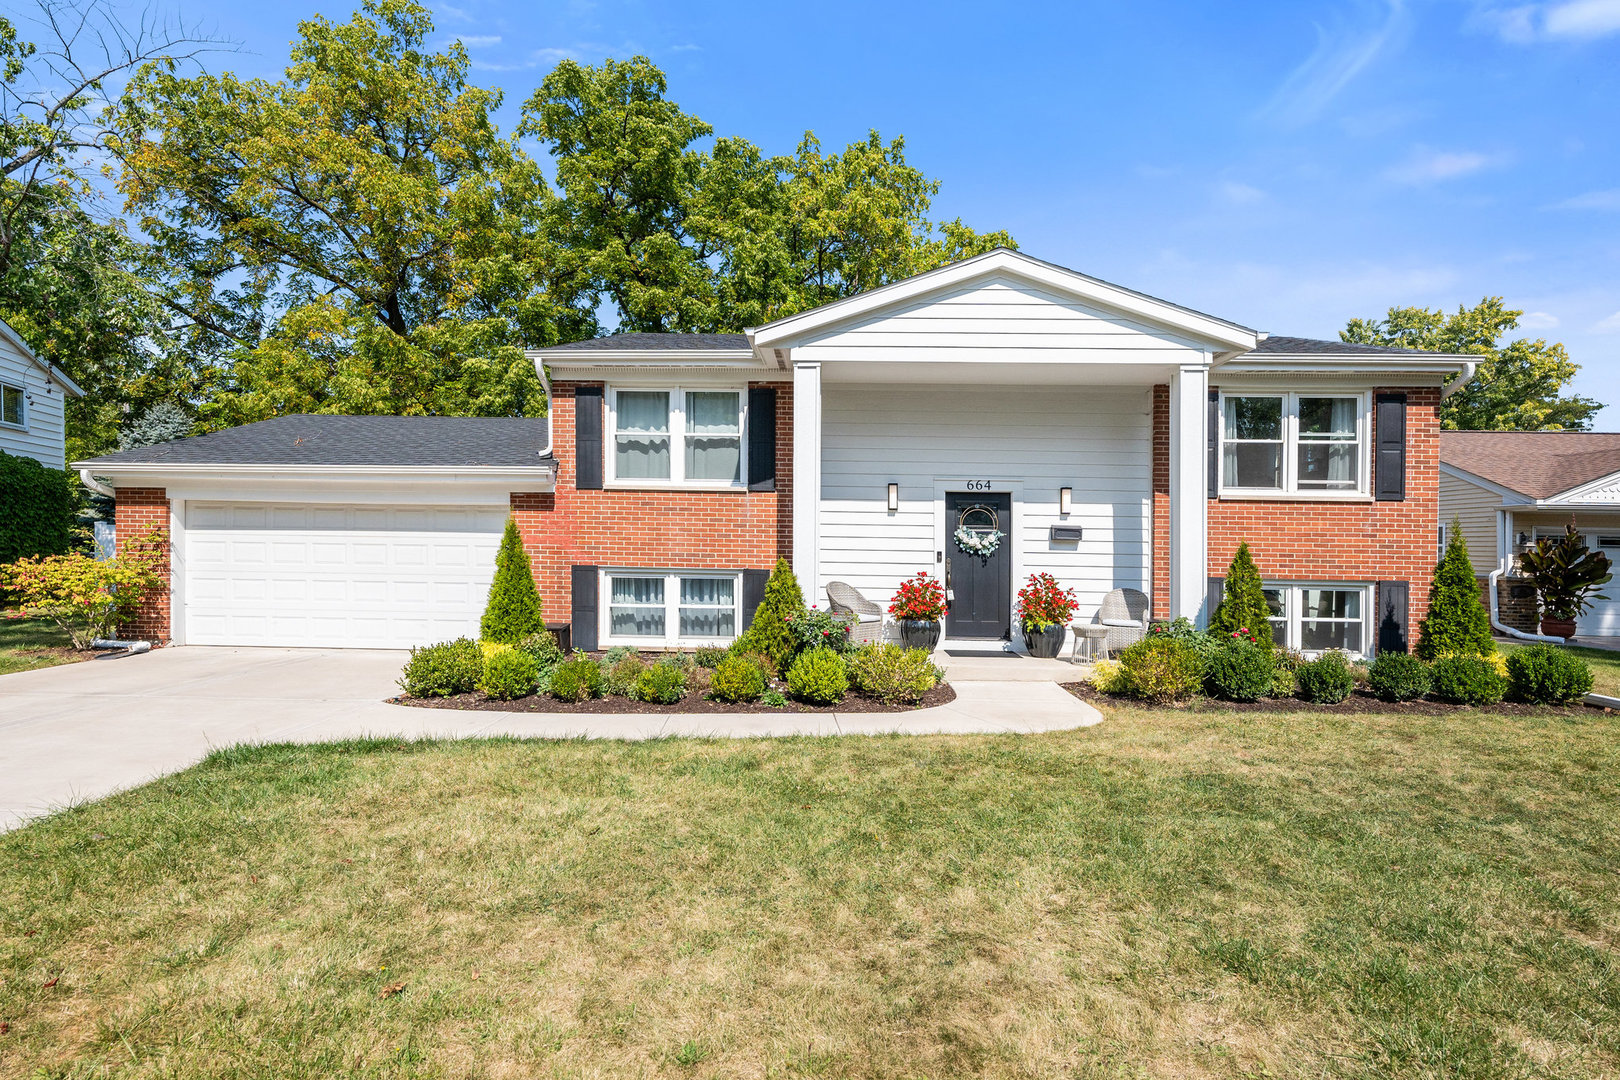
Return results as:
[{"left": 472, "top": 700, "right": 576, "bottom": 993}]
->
[
  {"left": 1150, "top": 384, "right": 1170, "bottom": 619},
  {"left": 115, "top": 488, "right": 171, "bottom": 643}
]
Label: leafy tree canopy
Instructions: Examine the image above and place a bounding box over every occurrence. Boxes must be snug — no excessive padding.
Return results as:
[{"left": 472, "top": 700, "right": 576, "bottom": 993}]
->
[{"left": 1342, "top": 297, "right": 1601, "bottom": 431}]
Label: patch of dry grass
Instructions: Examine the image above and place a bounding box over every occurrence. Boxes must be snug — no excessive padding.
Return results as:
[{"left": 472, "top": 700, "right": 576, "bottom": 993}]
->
[{"left": 2, "top": 704, "right": 1617, "bottom": 1078}]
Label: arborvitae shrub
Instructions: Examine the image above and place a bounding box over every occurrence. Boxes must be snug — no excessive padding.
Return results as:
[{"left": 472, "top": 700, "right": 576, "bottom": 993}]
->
[
  {"left": 480, "top": 518, "right": 545, "bottom": 644},
  {"left": 732, "top": 558, "right": 804, "bottom": 670},
  {"left": 1209, "top": 541, "right": 1275, "bottom": 650},
  {"left": 1416, "top": 527, "right": 1495, "bottom": 660}
]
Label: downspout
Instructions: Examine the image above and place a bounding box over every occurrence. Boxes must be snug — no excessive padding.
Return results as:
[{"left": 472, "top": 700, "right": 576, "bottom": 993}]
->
[
  {"left": 1489, "top": 507, "right": 1564, "bottom": 643},
  {"left": 1441, "top": 360, "right": 1477, "bottom": 398},
  {"left": 532, "top": 358, "right": 554, "bottom": 461},
  {"left": 79, "top": 469, "right": 115, "bottom": 498}
]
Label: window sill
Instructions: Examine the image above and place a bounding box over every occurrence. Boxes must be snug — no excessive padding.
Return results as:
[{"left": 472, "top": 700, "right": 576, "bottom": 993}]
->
[
  {"left": 602, "top": 480, "right": 750, "bottom": 493},
  {"left": 0, "top": 421, "right": 26, "bottom": 432},
  {"left": 1215, "top": 491, "right": 1373, "bottom": 503},
  {"left": 601, "top": 637, "right": 737, "bottom": 650}
]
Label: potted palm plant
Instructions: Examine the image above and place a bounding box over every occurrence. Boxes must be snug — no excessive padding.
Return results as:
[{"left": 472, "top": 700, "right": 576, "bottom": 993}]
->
[
  {"left": 888, "top": 571, "right": 947, "bottom": 651},
  {"left": 1016, "top": 572, "right": 1079, "bottom": 659},
  {"left": 1518, "top": 523, "right": 1613, "bottom": 638}
]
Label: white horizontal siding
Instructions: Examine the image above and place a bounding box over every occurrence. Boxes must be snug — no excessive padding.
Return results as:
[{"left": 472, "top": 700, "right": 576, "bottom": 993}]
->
[
  {"left": 1439, "top": 471, "right": 1503, "bottom": 576},
  {"left": 0, "top": 340, "right": 66, "bottom": 469},
  {"left": 816, "top": 384, "right": 1152, "bottom": 627},
  {"left": 799, "top": 276, "right": 1207, "bottom": 361}
]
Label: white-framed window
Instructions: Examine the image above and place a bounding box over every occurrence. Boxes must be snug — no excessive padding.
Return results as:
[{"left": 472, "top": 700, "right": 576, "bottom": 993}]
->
[
  {"left": 1262, "top": 582, "right": 1371, "bottom": 657},
  {"left": 1219, "top": 391, "right": 1368, "bottom": 497},
  {"left": 603, "top": 569, "right": 741, "bottom": 646},
  {"left": 0, "top": 383, "right": 24, "bottom": 428},
  {"left": 608, "top": 387, "right": 745, "bottom": 486}
]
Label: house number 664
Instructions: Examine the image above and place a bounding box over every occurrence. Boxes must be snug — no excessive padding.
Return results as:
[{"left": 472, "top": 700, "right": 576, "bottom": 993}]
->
[{"left": 963, "top": 479, "right": 994, "bottom": 491}]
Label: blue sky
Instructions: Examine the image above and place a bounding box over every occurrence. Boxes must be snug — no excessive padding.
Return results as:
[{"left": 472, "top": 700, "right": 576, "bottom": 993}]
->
[{"left": 134, "top": 0, "right": 1620, "bottom": 419}]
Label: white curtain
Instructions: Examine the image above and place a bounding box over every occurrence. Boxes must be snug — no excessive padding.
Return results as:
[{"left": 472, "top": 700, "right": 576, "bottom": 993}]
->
[
  {"left": 615, "top": 391, "right": 670, "bottom": 479},
  {"left": 685, "top": 392, "right": 740, "bottom": 482},
  {"left": 609, "top": 576, "right": 665, "bottom": 637},
  {"left": 678, "top": 577, "right": 735, "bottom": 637}
]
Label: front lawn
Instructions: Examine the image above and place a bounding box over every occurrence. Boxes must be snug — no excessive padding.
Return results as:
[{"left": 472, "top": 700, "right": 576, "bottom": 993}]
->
[
  {"left": 1499, "top": 638, "right": 1620, "bottom": 697},
  {"left": 0, "top": 614, "right": 82, "bottom": 676},
  {"left": 2, "top": 707, "right": 1617, "bottom": 1077}
]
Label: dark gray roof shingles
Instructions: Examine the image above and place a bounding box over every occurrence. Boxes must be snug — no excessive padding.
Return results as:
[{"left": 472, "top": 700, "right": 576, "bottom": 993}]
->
[
  {"left": 79, "top": 414, "right": 552, "bottom": 468},
  {"left": 543, "top": 332, "right": 750, "bottom": 352},
  {"left": 1245, "top": 335, "right": 1465, "bottom": 357}
]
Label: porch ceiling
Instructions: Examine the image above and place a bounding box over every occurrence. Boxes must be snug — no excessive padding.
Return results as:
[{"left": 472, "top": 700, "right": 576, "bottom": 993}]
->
[{"left": 816, "top": 359, "right": 1184, "bottom": 386}]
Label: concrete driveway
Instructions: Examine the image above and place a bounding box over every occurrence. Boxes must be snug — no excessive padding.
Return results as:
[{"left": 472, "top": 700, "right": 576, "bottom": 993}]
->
[{"left": 1, "top": 646, "right": 1098, "bottom": 831}]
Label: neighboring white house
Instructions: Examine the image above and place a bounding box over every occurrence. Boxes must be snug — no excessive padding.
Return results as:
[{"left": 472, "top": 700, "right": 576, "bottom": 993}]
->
[
  {"left": 1440, "top": 431, "right": 1620, "bottom": 638},
  {"left": 0, "top": 316, "right": 83, "bottom": 470}
]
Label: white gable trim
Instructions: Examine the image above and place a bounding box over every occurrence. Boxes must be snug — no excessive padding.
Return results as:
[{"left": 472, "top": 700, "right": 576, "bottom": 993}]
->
[
  {"left": 746, "top": 248, "right": 1260, "bottom": 354},
  {"left": 1543, "top": 469, "right": 1620, "bottom": 505},
  {"left": 0, "top": 316, "right": 83, "bottom": 397}
]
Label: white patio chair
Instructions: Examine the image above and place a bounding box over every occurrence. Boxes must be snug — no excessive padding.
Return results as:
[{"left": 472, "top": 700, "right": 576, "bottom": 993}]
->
[{"left": 826, "top": 581, "right": 885, "bottom": 644}]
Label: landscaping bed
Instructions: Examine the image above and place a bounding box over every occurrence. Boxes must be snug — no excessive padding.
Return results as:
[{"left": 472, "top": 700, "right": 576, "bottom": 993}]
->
[
  {"left": 1064, "top": 680, "right": 1599, "bottom": 717},
  {"left": 396, "top": 679, "right": 955, "bottom": 714}
]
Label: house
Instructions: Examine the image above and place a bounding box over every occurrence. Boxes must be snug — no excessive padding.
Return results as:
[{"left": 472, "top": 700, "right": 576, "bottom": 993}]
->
[
  {"left": 0, "top": 316, "right": 83, "bottom": 470},
  {"left": 1439, "top": 431, "right": 1620, "bottom": 638},
  {"left": 76, "top": 249, "right": 1473, "bottom": 654}
]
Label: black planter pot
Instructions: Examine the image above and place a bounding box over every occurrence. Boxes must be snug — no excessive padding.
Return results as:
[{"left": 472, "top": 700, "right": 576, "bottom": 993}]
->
[
  {"left": 897, "top": 618, "right": 942, "bottom": 651},
  {"left": 1023, "top": 623, "right": 1066, "bottom": 659}
]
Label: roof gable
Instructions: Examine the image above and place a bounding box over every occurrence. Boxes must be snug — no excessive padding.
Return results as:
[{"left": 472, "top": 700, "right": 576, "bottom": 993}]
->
[{"left": 1439, "top": 431, "right": 1620, "bottom": 500}]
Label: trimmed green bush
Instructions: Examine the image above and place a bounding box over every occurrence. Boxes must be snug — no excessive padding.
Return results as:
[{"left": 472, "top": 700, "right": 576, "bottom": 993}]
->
[
  {"left": 1368, "top": 651, "right": 1432, "bottom": 702},
  {"left": 1204, "top": 641, "right": 1274, "bottom": 702},
  {"left": 1209, "top": 541, "right": 1275, "bottom": 650},
  {"left": 847, "top": 643, "right": 938, "bottom": 705},
  {"left": 1295, "top": 652, "right": 1355, "bottom": 704},
  {"left": 603, "top": 653, "right": 647, "bottom": 697},
  {"left": 694, "top": 645, "right": 727, "bottom": 669},
  {"left": 1431, "top": 655, "right": 1506, "bottom": 705},
  {"left": 732, "top": 557, "right": 805, "bottom": 671},
  {"left": 0, "top": 450, "right": 76, "bottom": 569},
  {"left": 515, "top": 630, "right": 564, "bottom": 674},
  {"left": 478, "top": 648, "right": 538, "bottom": 700},
  {"left": 634, "top": 664, "right": 687, "bottom": 704},
  {"left": 1117, "top": 637, "right": 1203, "bottom": 703},
  {"left": 550, "top": 653, "right": 604, "bottom": 702},
  {"left": 710, "top": 653, "right": 767, "bottom": 703},
  {"left": 786, "top": 647, "right": 849, "bottom": 705},
  {"left": 398, "top": 638, "right": 483, "bottom": 698},
  {"left": 480, "top": 518, "right": 545, "bottom": 644},
  {"left": 1505, "top": 644, "right": 1593, "bottom": 705},
  {"left": 1416, "top": 526, "right": 1495, "bottom": 660}
]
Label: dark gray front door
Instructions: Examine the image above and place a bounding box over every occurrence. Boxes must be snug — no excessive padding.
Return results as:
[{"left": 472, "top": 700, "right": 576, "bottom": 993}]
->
[{"left": 945, "top": 492, "right": 1012, "bottom": 640}]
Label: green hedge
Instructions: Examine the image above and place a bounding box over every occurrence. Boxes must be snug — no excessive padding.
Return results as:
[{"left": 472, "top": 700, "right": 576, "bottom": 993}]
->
[{"left": 0, "top": 451, "right": 76, "bottom": 567}]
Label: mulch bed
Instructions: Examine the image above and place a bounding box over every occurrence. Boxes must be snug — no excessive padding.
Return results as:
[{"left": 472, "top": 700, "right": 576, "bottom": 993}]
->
[
  {"left": 393, "top": 683, "right": 956, "bottom": 715},
  {"left": 1062, "top": 682, "right": 1604, "bottom": 718}
]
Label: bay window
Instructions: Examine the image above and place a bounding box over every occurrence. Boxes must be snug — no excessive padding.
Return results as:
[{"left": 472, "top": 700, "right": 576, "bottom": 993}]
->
[
  {"left": 603, "top": 570, "right": 741, "bottom": 646},
  {"left": 1262, "top": 583, "right": 1370, "bottom": 657},
  {"left": 1219, "top": 392, "right": 1367, "bottom": 496},
  {"left": 608, "top": 387, "right": 744, "bottom": 486}
]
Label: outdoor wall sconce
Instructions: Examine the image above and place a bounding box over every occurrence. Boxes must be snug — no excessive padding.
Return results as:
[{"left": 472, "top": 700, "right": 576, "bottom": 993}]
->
[
  {"left": 887, "top": 483, "right": 899, "bottom": 512},
  {"left": 1059, "top": 486, "right": 1072, "bottom": 516}
]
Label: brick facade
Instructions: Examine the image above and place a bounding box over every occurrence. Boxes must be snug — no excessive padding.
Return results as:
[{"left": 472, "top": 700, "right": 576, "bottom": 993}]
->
[
  {"left": 1180, "top": 386, "right": 1442, "bottom": 641},
  {"left": 1151, "top": 385, "right": 1171, "bottom": 619},
  {"left": 511, "top": 381, "right": 794, "bottom": 622},
  {"left": 115, "top": 487, "right": 171, "bottom": 642}
]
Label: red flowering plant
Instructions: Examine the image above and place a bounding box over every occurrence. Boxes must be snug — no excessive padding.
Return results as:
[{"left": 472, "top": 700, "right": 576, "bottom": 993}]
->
[
  {"left": 787, "top": 605, "right": 857, "bottom": 655},
  {"left": 1015, "top": 572, "right": 1078, "bottom": 631},
  {"left": 889, "top": 572, "right": 947, "bottom": 621}
]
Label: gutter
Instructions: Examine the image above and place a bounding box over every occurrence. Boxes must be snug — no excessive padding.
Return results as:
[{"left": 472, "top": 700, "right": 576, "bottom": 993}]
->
[
  {"left": 1490, "top": 507, "right": 1564, "bottom": 644},
  {"left": 79, "top": 469, "right": 115, "bottom": 498},
  {"left": 1441, "top": 360, "right": 1477, "bottom": 399}
]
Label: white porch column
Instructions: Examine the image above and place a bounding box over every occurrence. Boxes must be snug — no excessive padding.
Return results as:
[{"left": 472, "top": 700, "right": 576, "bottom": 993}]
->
[
  {"left": 1168, "top": 363, "right": 1209, "bottom": 624},
  {"left": 792, "top": 361, "right": 822, "bottom": 605}
]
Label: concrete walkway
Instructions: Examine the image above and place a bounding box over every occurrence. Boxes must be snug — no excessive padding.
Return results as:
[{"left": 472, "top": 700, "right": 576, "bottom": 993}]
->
[{"left": 0, "top": 646, "right": 1100, "bottom": 830}]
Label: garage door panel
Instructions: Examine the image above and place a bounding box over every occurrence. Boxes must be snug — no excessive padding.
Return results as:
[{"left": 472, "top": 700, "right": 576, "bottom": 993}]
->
[{"left": 184, "top": 501, "right": 504, "bottom": 648}]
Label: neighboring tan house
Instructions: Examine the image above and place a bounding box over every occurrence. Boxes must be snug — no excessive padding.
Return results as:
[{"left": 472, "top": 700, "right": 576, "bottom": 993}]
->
[
  {"left": 76, "top": 249, "right": 1474, "bottom": 655},
  {"left": 1440, "top": 431, "right": 1620, "bottom": 638},
  {"left": 0, "top": 316, "right": 83, "bottom": 470}
]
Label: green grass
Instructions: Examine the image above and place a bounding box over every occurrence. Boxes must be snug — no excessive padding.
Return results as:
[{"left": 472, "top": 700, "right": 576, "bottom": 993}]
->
[
  {"left": 2, "top": 706, "right": 1618, "bottom": 1078},
  {"left": 0, "top": 615, "right": 80, "bottom": 676},
  {"left": 1499, "top": 639, "right": 1620, "bottom": 696}
]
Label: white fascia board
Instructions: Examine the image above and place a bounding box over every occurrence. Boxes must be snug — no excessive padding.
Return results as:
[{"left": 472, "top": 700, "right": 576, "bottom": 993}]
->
[
  {"left": 72, "top": 462, "right": 557, "bottom": 489},
  {"left": 1217, "top": 359, "right": 1467, "bottom": 379},
  {"left": 527, "top": 348, "right": 764, "bottom": 369},
  {"left": 1438, "top": 461, "right": 1531, "bottom": 503},
  {"left": 0, "top": 315, "right": 85, "bottom": 397},
  {"left": 1536, "top": 469, "right": 1620, "bottom": 505},
  {"left": 745, "top": 248, "right": 1259, "bottom": 353}
]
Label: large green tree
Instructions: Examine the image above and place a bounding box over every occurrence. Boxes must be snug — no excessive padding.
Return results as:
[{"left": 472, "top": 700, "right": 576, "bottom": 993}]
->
[
  {"left": 113, "top": 0, "right": 594, "bottom": 430},
  {"left": 1342, "top": 298, "right": 1601, "bottom": 431}
]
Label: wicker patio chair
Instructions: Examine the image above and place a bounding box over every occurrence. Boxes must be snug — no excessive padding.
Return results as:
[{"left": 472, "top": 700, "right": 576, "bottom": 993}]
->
[
  {"left": 826, "top": 581, "right": 886, "bottom": 644},
  {"left": 1095, "top": 587, "right": 1152, "bottom": 658}
]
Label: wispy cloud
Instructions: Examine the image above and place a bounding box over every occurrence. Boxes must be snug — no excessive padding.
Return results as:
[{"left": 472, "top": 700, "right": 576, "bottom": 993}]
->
[
  {"left": 1383, "top": 147, "right": 1499, "bottom": 184},
  {"left": 1218, "top": 180, "right": 1268, "bottom": 205},
  {"left": 455, "top": 34, "right": 502, "bottom": 47},
  {"left": 1257, "top": 0, "right": 1410, "bottom": 127},
  {"left": 1519, "top": 311, "right": 1561, "bottom": 329},
  {"left": 1595, "top": 310, "right": 1620, "bottom": 334},
  {"left": 1549, "top": 188, "right": 1620, "bottom": 210},
  {"left": 1471, "top": 0, "right": 1620, "bottom": 41}
]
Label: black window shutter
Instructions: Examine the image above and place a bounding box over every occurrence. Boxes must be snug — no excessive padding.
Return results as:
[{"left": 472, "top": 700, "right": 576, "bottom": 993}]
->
[
  {"left": 1375, "top": 393, "right": 1406, "bottom": 502},
  {"left": 570, "top": 565, "right": 599, "bottom": 652},
  {"left": 1207, "top": 389, "right": 1220, "bottom": 499},
  {"left": 1376, "top": 580, "right": 1410, "bottom": 655},
  {"left": 1206, "top": 576, "right": 1225, "bottom": 625},
  {"left": 575, "top": 385, "right": 604, "bottom": 491},
  {"left": 742, "top": 568, "right": 770, "bottom": 630},
  {"left": 747, "top": 386, "right": 777, "bottom": 492}
]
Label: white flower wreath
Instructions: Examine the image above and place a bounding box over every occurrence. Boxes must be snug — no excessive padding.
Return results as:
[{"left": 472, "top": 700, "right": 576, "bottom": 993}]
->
[{"left": 954, "top": 524, "right": 1003, "bottom": 556}]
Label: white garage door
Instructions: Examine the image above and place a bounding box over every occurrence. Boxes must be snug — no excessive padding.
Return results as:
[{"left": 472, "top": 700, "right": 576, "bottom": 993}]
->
[
  {"left": 1577, "top": 533, "right": 1620, "bottom": 637},
  {"left": 183, "top": 502, "right": 506, "bottom": 648}
]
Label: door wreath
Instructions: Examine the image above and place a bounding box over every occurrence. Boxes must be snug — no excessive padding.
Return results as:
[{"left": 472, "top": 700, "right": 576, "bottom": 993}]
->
[{"left": 954, "top": 503, "right": 1004, "bottom": 556}]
